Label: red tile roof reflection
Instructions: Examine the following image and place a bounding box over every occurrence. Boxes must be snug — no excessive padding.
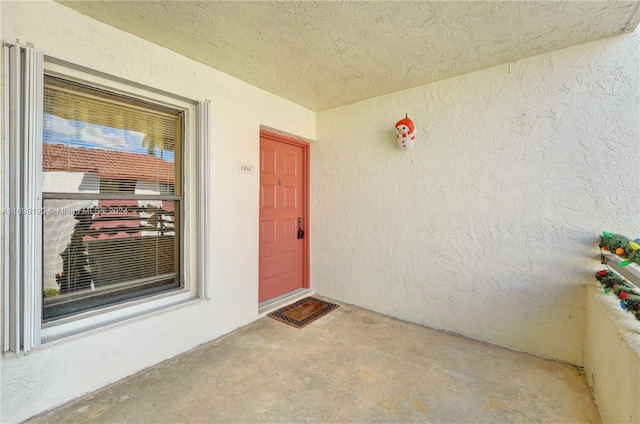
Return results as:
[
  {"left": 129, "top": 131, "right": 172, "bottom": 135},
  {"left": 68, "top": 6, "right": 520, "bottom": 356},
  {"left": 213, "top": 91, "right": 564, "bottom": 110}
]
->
[
  {"left": 43, "top": 143, "right": 175, "bottom": 184},
  {"left": 84, "top": 200, "right": 141, "bottom": 241},
  {"left": 82, "top": 200, "right": 174, "bottom": 242}
]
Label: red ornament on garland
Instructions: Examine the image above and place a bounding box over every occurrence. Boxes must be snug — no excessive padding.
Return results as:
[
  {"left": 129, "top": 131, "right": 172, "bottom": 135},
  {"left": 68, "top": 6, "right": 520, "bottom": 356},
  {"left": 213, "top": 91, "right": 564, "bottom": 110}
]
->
[
  {"left": 620, "top": 292, "right": 629, "bottom": 299},
  {"left": 603, "top": 246, "right": 609, "bottom": 251},
  {"left": 597, "top": 270, "right": 607, "bottom": 276}
]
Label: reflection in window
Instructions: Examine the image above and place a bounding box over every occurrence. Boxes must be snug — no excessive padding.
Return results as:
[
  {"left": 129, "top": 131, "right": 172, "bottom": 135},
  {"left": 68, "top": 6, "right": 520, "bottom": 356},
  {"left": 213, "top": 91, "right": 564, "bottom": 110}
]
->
[{"left": 42, "top": 75, "right": 183, "bottom": 321}]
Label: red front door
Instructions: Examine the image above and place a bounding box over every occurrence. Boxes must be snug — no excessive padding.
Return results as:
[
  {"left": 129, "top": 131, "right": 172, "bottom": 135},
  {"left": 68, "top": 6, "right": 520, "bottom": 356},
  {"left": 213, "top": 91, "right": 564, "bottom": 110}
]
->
[{"left": 259, "top": 132, "right": 308, "bottom": 303}]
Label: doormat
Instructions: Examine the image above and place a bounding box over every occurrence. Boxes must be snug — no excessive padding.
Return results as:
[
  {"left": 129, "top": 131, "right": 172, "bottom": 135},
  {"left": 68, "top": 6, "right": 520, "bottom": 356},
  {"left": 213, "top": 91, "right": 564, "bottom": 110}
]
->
[{"left": 268, "top": 297, "right": 339, "bottom": 329}]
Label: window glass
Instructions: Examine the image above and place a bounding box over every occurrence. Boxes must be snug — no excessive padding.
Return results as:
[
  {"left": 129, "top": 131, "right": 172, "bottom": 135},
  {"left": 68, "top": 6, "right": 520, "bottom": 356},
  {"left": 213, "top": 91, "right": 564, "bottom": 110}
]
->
[{"left": 42, "top": 75, "right": 183, "bottom": 321}]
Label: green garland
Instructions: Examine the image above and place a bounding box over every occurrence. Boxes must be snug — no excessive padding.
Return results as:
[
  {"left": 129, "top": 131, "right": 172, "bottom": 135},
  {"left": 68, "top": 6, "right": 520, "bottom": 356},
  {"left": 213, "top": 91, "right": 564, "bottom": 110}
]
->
[
  {"left": 599, "top": 232, "right": 640, "bottom": 266},
  {"left": 596, "top": 231, "right": 640, "bottom": 321},
  {"left": 595, "top": 270, "right": 640, "bottom": 321}
]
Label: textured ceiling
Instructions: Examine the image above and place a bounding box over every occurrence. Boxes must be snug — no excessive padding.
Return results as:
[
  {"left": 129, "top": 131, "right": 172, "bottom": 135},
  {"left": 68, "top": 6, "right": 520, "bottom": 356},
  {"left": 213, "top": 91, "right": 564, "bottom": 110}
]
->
[{"left": 59, "top": 1, "right": 640, "bottom": 111}]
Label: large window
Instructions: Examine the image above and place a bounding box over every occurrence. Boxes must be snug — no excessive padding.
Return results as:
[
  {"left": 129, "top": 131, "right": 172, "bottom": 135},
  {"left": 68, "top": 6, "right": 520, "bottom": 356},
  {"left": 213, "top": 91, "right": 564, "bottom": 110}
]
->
[
  {"left": 3, "top": 42, "right": 210, "bottom": 354},
  {"left": 41, "top": 75, "right": 183, "bottom": 321}
]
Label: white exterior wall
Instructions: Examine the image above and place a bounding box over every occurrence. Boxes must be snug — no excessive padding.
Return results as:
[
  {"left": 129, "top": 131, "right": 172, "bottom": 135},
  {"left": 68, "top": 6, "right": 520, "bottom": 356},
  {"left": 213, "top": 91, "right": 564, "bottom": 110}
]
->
[
  {"left": 42, "top": 171, "right": 98, "bottom": 193},
  {"left": 135, "top": 181, "right": 175, "bottom": 236},
  {"left": 0, "top": 2, "right": 315, "bottom": 422},
  {"left": 41, "top": 171, "right": 98, "bottom": 291},
  {"left": 135, "top": 180, "right": 165, "bottom": 195},
  {"left": 313, "top": 31, "right": 639, "bottom": 365},
  {"left": 584, "top": 284, "right": 640, "bottom": 423}
]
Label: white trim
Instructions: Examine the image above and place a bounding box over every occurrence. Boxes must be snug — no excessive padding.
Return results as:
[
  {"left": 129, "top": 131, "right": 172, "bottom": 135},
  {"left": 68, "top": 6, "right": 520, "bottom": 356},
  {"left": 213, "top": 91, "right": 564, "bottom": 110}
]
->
[
  {"left": 258, "top": 288, "right": 316, "bottom": 317},
  {"left": 5, "top": 42, "right": 23, "bottom": 355},
  {"left": 259, "top": 125, "right": 316, "bottom": 145},
  {"left": 3, "top": 43, "right": 45, "bottom": 354},
  {"left": 22, "top": 46, "right": 44, "bottom": 351},
  {"left": 3, "top": 44, "right": 11, "bottom": 354},
  {"left": 43, "top": 56, "right": 197, "bottom": 108},
  {"left": 10, "top": 42, "right": 22, "bottom": 355},
  {"left": 41, "top": 292, "right": 198, "bottom": 343},
  {"left": 197, "top": 101, "right": 211, "bottom": 300},
  {"left": 44, "top": 55, "right": 197, "bottom": 105},
  {"left": 602, "top": 252, "right": 640, "bottom": 289}
]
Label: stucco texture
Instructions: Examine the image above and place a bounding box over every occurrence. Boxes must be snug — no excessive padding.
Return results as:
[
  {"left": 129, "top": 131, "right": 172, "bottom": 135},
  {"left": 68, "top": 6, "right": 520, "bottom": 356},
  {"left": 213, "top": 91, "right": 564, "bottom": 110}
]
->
[
  {"left": 56, "top": 1, "right": 640, "bottom": 111},
  {"left": 585, "top": 284, "right": 640, "bottom": 423},
  {"left": 313, "top": 30, "right": 640, "bottom": 365},
  {"left": 0, "top": 1, "right": 314, "bottom": 422}
]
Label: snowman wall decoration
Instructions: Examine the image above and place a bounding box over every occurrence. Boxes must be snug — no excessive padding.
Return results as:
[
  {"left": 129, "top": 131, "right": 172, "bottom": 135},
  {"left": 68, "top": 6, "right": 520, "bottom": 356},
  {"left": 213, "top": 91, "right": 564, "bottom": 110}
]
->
[{"left": 395, "top": 115, "right": 416, "bottom": 149}]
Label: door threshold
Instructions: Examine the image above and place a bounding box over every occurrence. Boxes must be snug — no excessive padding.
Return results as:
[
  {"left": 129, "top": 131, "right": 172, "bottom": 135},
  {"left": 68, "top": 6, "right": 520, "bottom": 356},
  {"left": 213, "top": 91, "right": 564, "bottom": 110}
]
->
[{"left": 258, "top": 288, "right": 315, "bottom": 317}]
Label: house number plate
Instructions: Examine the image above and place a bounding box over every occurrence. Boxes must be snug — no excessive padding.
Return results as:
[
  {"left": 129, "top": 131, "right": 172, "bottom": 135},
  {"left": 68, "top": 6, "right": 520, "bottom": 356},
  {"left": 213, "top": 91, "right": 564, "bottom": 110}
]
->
[{"left": 237, "top": 163, "right": 254, "bottom": 174}]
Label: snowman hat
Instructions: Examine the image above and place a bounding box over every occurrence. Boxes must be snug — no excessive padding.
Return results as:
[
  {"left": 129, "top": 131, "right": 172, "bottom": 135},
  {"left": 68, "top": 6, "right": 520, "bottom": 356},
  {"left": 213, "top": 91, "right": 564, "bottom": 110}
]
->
[{"left": 395, "top": 115, "right": 415, "bottom": 132}]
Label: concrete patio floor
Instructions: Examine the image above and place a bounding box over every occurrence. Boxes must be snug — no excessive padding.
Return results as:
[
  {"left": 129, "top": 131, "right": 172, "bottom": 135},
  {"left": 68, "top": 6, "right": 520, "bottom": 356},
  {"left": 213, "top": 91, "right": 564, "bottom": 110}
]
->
[{"left": 28, "top": 297, "right": 601, "bottom": 423}]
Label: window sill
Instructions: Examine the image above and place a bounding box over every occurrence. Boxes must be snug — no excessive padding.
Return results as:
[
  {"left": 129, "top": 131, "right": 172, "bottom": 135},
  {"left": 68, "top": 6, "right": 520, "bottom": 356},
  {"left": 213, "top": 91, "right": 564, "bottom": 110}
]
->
[{"left": 40, "top": 289, "right": 200, "bottom": 345}]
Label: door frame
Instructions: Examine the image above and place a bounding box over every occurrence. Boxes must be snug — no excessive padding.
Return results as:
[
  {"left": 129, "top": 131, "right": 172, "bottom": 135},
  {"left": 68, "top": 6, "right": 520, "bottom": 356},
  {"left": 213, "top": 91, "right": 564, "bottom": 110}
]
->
[{"left": 259, "top": 129, "right": 310, "bottom": 299}]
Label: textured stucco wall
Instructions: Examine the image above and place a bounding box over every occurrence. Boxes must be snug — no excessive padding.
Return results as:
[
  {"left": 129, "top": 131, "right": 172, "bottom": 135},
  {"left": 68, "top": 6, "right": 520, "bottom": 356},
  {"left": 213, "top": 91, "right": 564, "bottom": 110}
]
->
[
  {"left": 313, "top": 31, "right": 640, "bottom": 365},
  {"left": 55, "top": 1, "right": 640, "bottom": 112},
  {"left": 0, "top": 2, "right": 315, "bottom": 422},
  {"left": 584, "top": 284, "right": 640, "bottom": 423}
]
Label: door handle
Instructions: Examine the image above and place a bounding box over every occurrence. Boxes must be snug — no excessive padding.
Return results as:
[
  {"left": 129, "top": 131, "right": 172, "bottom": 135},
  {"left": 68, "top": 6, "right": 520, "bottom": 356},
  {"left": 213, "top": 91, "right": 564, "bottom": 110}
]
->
[{"left": 297, "top": 217, "right": 304, "bottom": 240}]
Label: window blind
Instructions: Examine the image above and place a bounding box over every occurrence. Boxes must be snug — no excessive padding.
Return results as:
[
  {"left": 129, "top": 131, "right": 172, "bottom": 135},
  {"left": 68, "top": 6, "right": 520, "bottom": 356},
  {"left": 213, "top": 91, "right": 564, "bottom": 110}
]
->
[{"left": 41, "top": 75, "right": 183, "bottom": 321}]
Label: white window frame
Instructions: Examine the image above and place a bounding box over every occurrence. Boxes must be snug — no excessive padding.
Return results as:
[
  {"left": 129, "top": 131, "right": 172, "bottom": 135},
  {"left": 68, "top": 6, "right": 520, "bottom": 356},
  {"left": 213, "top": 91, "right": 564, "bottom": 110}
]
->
[{"left": 3, "top": 42, "right": 211, "bottom": 354}]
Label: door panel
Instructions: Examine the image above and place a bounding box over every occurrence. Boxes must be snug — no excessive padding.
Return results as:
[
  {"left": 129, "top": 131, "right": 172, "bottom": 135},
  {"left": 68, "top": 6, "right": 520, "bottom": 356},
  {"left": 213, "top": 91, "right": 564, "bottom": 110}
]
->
[{"left": 259, "top": 134, "right": 307, "bottom": 302}]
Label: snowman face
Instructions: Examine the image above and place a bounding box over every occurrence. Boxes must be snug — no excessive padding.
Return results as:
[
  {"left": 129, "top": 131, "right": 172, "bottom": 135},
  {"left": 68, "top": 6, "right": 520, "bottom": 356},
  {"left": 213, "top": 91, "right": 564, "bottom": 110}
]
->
[{"left": 396, "top": 124, "right": 409, "bottom": 135}]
